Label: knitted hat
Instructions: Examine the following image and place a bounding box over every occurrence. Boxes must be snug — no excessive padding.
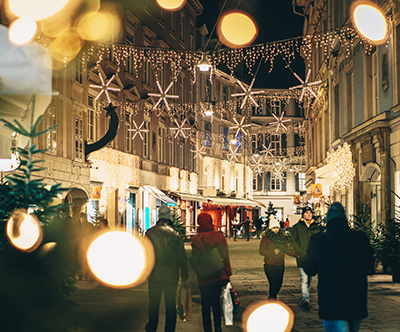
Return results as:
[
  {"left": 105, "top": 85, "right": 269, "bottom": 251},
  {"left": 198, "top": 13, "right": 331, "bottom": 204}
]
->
[
  {"left": 197, "top": 213, "right": 213, "bottom": 226},
  {"left": 326, "top": 202, "right": 346, "bottom": 223},
  {"left": 269, "top": 216, "right": 280, "bottom": 229},
  {"left": 302, "top": 206, "right": 313, "bottom": 217},
  {"left": 158, "top": 205, "right": 172, "bottom": 221}
]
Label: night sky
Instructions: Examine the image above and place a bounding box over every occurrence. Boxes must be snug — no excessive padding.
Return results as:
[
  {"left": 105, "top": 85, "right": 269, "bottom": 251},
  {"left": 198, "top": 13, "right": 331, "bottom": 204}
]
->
[{"left": 197, "top": 0, "right": 306, "bottom": 89}]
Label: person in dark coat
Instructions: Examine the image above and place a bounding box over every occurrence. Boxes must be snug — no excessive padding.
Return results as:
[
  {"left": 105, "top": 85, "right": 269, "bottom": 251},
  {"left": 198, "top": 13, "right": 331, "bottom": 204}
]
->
[
  {"left": 145, "top": 205, "right": 188, "bottom": 332},
  {"left": 259, "top": 216, "right": 297, "bottom": 299},
  {"left": 303, "top": 202, "right": 373, "bottom": 332},
  {"left": 290, "top": 206, "right": 320, "bottom": 309},
  {"left": 254, "top": 217, "right": 263, "bottom": 239},
  {"left": 242, "top": 216, "right": 251, "bottom": 241},
  {"left": 191, "top": 213, "right": 232, "bottom": 332}
]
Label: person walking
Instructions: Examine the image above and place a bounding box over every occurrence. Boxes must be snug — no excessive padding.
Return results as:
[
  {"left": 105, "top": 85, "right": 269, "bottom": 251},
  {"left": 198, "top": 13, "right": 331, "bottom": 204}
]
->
[
  {"left": 290, "top": 206, "right": 320, "bottom": 310},
  {"left": 242, "top": 216, "right": 251, "bottom": 241},
  {"left": 191, "top": 213, "right": 232, "bottom": 332},
  {"left": 145, "top": 205, "right": 188, "bottom": 332},
  {"left": 231, "top": 218, "right": 240, "bottom": 241},
  {"left": 303, "top": 202, "right": 373, "bottom": 332},
  {"left": 259, "top": 216, "right": 297, "bottom": 299},
  {"left": 254, "top": 217, "right": 263, "bottom": 239}
]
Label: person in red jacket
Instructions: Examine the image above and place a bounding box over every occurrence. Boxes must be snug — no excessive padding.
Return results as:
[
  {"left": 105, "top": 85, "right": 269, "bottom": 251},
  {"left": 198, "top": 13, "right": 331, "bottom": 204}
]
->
[
  {"left": 259, "top": 216, "right": 297, "bottom": 299},
  {"left": 191, "top": 213, "right": 232, "bottom": 332}
]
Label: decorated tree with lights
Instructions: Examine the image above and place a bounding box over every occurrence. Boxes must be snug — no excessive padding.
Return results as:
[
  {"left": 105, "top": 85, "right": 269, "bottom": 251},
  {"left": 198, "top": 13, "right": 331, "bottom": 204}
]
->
[{"left": 0, "top": 113, "right": 82, "bottom": 331}]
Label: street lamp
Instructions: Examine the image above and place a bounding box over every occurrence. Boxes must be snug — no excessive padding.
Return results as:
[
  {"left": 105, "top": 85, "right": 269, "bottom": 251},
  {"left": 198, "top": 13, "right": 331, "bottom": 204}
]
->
[
  {"left": 197, "top": 52, "right": 212, "bottom": 72},
  {"left": 156, "top": 0, "right": 187, "bottom": 11},
  {"left": 242, "top": 300, "right": 294, "bottom": 332},
  {"left": 351, "top": 0, "right": 388, "bottom": 45},
  {"left": 204, "top": 104, "right": 214, "bottom": 117}
]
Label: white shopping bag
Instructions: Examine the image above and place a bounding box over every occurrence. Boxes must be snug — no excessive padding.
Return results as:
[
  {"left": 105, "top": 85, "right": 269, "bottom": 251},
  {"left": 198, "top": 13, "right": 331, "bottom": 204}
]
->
[{"left": 222, "top": 282, "right": 233, "bottom": 325}]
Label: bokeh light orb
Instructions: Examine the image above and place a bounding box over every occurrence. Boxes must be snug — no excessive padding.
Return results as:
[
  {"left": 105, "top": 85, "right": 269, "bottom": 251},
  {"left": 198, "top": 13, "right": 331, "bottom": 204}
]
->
[
  {"left": 9, "top": 17, "right": 37, "bottom": 45},
  {"left": 156, "top": 0, "right": 187, "bottom": 11},
  {"left": 77, "top": 11, "right": 109, "bottom": 41},
  {"left": 351, "top": 1, "right": 387, "bottom": 45},
  {"left": 6, "top": 209, "right": 43, "bottom": 252},
  {"left": 217, "top": 11, "right": 258, "bottom": 49},
  {"left": 242, "top": 300, "right": 294, "bottom": 332},
  {"left": 87, "top": 231, "right": 155, "bottom": 288},
  {"left": 50, "top": 28, "right": 83, "bottom": 63},
  {"left": 8, "top": 0, "right": 71, "bottom": 21}
]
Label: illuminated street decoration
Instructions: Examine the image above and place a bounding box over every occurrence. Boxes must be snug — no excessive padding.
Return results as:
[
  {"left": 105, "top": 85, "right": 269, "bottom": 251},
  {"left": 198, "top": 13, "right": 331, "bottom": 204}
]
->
[
  {"left": 169, "top": 119, "right": 191, "bottom": 138},
  {"left": 227, "top": 145, "right": 240, "bottom": 162},
  {"left": 289, "top": 69, "right": 321, "bottom": 102},
  {"left": 128, "top": 120, "right": 149, "bottom": 141},
  {"left": 231, "top": 77, "right": 264, "bottom": 109},
  {"left": 90, "top": 72, "right": 121, "bottom": 104},
  {"left": 327, "top": 143, "right": 354, "bottom": 191},
  {"left": 269, "top": 112, "right": 291, "bottom": 132},
  {"left": 229, "top": 117, "right": 251, "bottom": 137},
  {"left": 191, "top": 144, "right": 206, "bottom": 159},
  {"left": 260, "top": 143, "right": 275, "bottom": 157},
  {"left": 148, "top": 80, "right": 179, "bottom": 111}
]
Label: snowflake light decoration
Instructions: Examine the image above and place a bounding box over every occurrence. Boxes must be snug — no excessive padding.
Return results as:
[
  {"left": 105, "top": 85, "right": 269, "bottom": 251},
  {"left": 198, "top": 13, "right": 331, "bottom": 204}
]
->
[
  {"left": 169, "top": 119, "right": 191, "bottom": 138},
  {"left": 274, "top": 158, "right": 288, "bottom": 172},
  {"left": 292, "top": 164, "right": 304, "bottom": 175},
  {"left": 260, "top": 143, "right": 275, "bottom": 157},
  {"left": 190, "top": 145, "right": 206, "bottom": 159},
  {"left": 269, "top": 112, "right": 291, "bottom": 132},
  {"left": 90, "top": 73, "right": 121, "bottom": 103},
  {"left": 128, "top": 120, "right": 149, "bottom": 140},
  {"left": 289, "top": 69, "right": 322, "bottom": 102},
  {"left": 148, "top": 80, "right": 179, "bottom": 111},
  {"left": 254, "top": 164, "right": 263, "bottom": 177},
  {"left": 226, "top": 145, "right": 241, "bottom": 162},
  {"left": 231, "top": 77, "right": 265, "bottom": 109},
  {"left": 229, "top": 117, "right": 251, "bottom": 137}
]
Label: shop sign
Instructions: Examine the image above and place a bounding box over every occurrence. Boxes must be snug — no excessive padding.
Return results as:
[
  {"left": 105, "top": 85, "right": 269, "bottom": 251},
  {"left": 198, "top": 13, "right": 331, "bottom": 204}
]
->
[
  {"left": 311, "top": 183, "right": 323, "bottom": 198},
  {"left": 92, "top": 187, "right": 101, "bottom": 199}
]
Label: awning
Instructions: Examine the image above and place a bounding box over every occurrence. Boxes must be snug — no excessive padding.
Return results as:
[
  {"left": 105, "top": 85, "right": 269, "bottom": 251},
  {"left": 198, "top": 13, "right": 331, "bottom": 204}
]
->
[
  {"left": 315, "top": 163, "right": 337, "bottom": 188},
  {"left": 171, "top": 191, "right": 208, "bottom": 202},
  {"left": 143, "top": 185, "right": 177, "bottom": 206},
  {"left": 248, "top": 198, "right": 266, "bottom": 208},
  {"left": 206, "top": 197, "right": 260, "bottom": 207}
]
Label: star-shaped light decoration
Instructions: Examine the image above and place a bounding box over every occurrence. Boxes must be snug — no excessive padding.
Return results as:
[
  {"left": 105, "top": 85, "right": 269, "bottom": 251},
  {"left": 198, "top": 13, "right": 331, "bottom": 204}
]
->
[
  {"left": 273, "top": 171, "right": 286, "bottom": 182},
  {"left": 90, "top": 73, "right": 121, "bottom": 104},
  {"left": 169, "top": 119, "right": 191, "bottom": 138},
  {"left": 229, "top": 117, "right": 251, "bottom": 137},
  {"left": 190, "top": 144, "right": 206, "bottom": 159},
  {"left": 148, "top": 80, "right": 179, "bottom": 111},
  {"left": 254, "top": 164, "right": 264, "bottom": 177},
  {"left": 292, "top": 164, "right": 304, "bottom": 175},
  {"left": 269, "top": 112, "right": 291, "bottom": 132},
  {"left": 226, "top": 145, "right": 241, "bottom": 162},
  {"left": 231, "top": 77, "right": 265, "bottom": 109},
  {"left": 274, "top": 158, "right": 288, "bottom": 172},
  {"left": 260, "top": 143, "right": 275, "bottom": 157},
  {"left": 289, "top": 69, "right": 322, "bottom": 102},
  {"left": 128, "top": 120, "right": 149, "bottom": 141}
]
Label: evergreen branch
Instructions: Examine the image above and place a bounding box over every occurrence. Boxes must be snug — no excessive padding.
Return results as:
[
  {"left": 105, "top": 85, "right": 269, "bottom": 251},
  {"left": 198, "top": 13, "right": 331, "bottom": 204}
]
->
[{"left": 0, "top": 119, "right": 30, "bottom": 136}]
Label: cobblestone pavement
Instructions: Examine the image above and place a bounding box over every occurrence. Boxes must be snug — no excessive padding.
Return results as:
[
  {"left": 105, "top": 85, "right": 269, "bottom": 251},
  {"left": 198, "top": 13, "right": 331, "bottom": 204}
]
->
[{"left": 72, "top": 238, "right": 400, "bottom": 332}]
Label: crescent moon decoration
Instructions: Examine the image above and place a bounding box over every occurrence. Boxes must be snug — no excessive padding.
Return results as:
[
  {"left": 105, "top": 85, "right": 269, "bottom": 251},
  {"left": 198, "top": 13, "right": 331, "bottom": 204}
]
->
[{"left": 85, "top": 103, "right": 119, "bottom": 162}]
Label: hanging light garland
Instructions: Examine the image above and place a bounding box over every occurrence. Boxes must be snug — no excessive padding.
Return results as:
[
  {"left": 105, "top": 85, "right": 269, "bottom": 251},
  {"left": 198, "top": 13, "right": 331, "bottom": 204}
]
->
[{"left": 326, "top": 143, "right": 354, "bottom": 191}]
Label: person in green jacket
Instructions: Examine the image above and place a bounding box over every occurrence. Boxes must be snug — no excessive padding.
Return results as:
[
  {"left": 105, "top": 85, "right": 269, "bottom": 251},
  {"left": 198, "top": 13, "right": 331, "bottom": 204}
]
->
[{"left": 290, "top": 206, "right": 320, "bottom": 310}]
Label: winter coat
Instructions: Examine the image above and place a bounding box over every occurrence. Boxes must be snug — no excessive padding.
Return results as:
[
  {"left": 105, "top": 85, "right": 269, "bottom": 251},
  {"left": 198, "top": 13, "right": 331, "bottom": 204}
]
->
[
  {"left": 303, "top": 216, "right": 373, "bottom": 321},
  {"left": 146, "top": 219, "right": 188, "bottom": 282},
  {"left": 259, "top": 230, "right": 297, "bottom": 266},
  {"left": 290, "top": 219, "right": 320, "bottom": 267},
  {"left": 191, "top": 222, "right": 232, "bottom": 288}
]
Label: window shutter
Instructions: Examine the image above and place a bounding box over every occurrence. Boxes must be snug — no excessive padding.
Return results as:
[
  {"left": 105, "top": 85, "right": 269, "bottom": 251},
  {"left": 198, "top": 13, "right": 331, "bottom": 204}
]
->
[
  {"left": 266, "top": 172, "right": 271, "bottom": 191},
  {"left": 281, "top": 133, "right": 287, "bottom": 155},
  {"left": 295, "top": 173, "right": 299, "bottom": 192},
  {"left": 282, "top": 172, "right": 287, "bottom": 191},
  {"left": 257, "top": 173, "right": 263, "bottom": 190}
]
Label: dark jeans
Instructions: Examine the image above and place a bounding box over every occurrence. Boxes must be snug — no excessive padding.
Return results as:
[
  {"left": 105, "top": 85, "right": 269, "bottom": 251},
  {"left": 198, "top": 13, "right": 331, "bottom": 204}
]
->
[
  {"left": 322, "top": 319, "right": 363, "bottom": 332},
  {"left": 264, "top": 263, "right": 284, "bottom": 299},
  {"left": 199, "top": 281, "right": 224, "bottom": 332},
  {"left": 147, "top": 280, "right": 178, "bottom": 332}
]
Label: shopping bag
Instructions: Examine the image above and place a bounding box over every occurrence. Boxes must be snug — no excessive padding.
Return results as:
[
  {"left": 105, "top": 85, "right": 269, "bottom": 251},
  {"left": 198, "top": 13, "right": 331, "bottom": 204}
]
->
[
  {"left": 230, "top": 285, "right": 240, "bottom": 314},
  {"left": 177, "top": 282, "right": 192, "bottom": 321},
  {"left": 221, "top": 283, "right": 233, "bottom": 325}
]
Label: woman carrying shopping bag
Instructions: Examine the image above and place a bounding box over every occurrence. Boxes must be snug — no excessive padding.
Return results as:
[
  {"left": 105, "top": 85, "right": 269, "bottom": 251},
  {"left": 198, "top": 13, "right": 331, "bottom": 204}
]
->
[
  {"left": 191, "top": 213, "right": 232, "bottom": 332},
  {"left": 259, "top": 216, "right": 297, "bottom": 300}
]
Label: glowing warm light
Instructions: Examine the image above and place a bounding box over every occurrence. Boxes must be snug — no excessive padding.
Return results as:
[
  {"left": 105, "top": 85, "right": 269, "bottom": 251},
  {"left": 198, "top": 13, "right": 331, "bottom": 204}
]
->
[
  {"left": 242, "top": 300, "right": 294, "bottom": 332},
  {"left": 6, "top": 210, "right": 43, "bottom": 252},
  {"left": 156, "top": 0, "right": 186, "bottom": 11},
  {"left": 327, "top": 143, "right": 354, "bottom": 191},
  {"left": 43, "top": 18, "right": 71, "bottom": 38},
  {"left": 351, "top": 1, "right": 387, "bottom": 45},
  {"left": 9, "top": 17, "right": 37, "bottom": 45},
  {"left": 197, "top": 53, "right": 212, "bottom": 72},
  {"left": 217, "top": 11, "right": 258, "bottom": 49},
  {"left": 77, "top": 11, "right": 109, "bottom": 41},
  {"left": 9, "top": 0, "right": 71, "bottom": 21},
  {"left": 50, "top": 29, "right": 83, "bottom": 63},
  {"left": 87, "top": 231, "right": 155, "bottom": 288}
]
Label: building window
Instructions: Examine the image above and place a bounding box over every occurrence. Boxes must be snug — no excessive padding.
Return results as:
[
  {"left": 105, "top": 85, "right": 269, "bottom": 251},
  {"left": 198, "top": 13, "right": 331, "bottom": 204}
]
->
[
  {"left": 221, "top": 84, "right": 228, "bottom": 101},
  {"left": 271, "top": 174, "right": 282, "bottom": 191},
  {"left": 169, "top": 136, "right": 175, "bottom": 166},
  {"left": 298, "top": 173, "right": 306, "bottom": 191},
  {"left": 170, "top": 12, "right": 175, "bottom": 33},
  {"left": 46, "top": 107, "right": 57, "bottom": 154},
  {"left": 158, "top": 127, "right": 164, "bottom": 163},
  {"left": 189, "top": 143, "right": 195, "bottom": 172},
  {"left": 223, "top": 127, "right": 228, "bottom": 151},
  {"left": 180, "top": 12, "right": 185, "bottom": 41},
  {"left": 143, "top": 121, "right": 150, "bottom": 158},
  {"left": 125, "top": 31, "right": 134, "bottom": 75},
  {"left": 204, "top": 121, "right": 211, "bottom": 147},
  {"left": 334, "top": 83, "right": 340, "bottom": 140},
  {"left": 189, "top": 21, "right": 194, "bottom": 50},
  {"left": 179, "top": 138, "right": 184, "bottom": 169},
  {"left": 345, "top": 70, "right": 354, "bottom": 132},
  {"left": 271, "top": 100, "right": 281, "bottom": 115},
  {"left": 88, "top": 97, "right": 96, "bottom": 142},
  {"left": 270, "top": 134, "right": 281, "bottom": 155},
  {"left": 372, "top": 51, "right": 379, "bottom": 116},
  {"left": 189, "top": 80, "right": 194, "bottom": 102},
  {"left": 143, "top": 59, "right": 151, "bottom": 85},
  {"left": 74, "top": 59, "right": 82, "bottom": 84},
  {"left": 74, "top": 116, "right": 83, "bottom": 160},
  {"left": 180, "top": 75, "right": 185, "bottom": 102},
  {"left": 125, "top": 112, "right": 132, "bottom": 153},
  {"left": 159, "top": 8, "right": 165, "bottom": 24}
]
